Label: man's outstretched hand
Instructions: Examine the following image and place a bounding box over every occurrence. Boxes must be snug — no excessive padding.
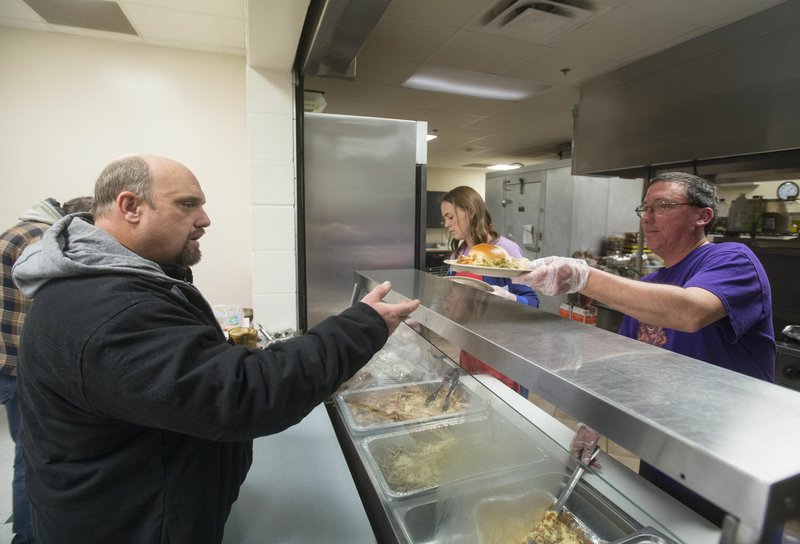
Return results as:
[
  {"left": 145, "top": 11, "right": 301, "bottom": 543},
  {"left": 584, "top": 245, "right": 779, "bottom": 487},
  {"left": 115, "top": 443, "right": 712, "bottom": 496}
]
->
[{"left": 361, "top": 281, "right": 420, "bottom": 335}]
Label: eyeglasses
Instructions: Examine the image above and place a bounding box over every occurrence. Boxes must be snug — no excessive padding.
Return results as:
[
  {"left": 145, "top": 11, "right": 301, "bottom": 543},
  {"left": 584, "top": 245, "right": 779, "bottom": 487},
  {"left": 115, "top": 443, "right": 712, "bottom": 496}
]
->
[{"left": 635, "top": 201, "right": 694, "bottom": 218}]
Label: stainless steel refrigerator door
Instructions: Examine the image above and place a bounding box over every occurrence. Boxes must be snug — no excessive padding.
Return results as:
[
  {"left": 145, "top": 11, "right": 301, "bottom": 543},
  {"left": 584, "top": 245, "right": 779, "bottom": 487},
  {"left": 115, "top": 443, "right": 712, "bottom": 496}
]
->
[
  {"left": 304, "top": 112, "right": 421, "bottom": 328},
  {"left": 485, "top": 173, "right": 544, "bottom": 260}
]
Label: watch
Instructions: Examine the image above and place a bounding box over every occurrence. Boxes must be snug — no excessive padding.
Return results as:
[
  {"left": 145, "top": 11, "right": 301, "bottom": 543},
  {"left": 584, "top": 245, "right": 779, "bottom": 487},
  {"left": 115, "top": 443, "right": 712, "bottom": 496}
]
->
[{"left": 777, "top": 181, "right": 799, "bottom": 201}]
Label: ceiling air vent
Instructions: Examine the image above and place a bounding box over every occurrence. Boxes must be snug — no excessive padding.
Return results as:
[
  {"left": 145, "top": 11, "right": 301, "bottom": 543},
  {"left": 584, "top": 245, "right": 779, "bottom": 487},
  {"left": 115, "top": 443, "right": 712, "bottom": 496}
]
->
[
  {"left": 23, "top": 0, "right": 137, "bottom": 35},
  {"left": 473, "top": 0, "right": 608, "bottom": 44}
]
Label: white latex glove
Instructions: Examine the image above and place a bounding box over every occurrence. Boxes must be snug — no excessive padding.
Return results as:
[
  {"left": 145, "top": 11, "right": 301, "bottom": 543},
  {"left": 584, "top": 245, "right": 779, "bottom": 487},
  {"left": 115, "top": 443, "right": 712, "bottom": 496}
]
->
[
  {"left": 491, "top": 285, "right": 517, "bottom": 302},
  {"left": 513, "top": 256, "right": 590, "bottom": 296},
  {"left": 570, "top": 423, "right": 602, "bottom": 468}
]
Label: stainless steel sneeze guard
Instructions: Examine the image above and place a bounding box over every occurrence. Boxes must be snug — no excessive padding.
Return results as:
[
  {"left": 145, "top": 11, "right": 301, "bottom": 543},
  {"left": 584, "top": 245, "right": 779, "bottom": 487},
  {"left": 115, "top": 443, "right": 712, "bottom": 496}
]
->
[{"left": 354, "top": 269, "right": 800, "bottom": 543}]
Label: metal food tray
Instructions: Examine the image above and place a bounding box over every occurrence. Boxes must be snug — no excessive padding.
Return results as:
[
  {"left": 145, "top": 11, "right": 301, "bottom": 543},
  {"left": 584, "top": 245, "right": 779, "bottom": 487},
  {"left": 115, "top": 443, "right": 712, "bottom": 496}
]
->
[
  {"left": 335, "top": 379, "right": 484, "bottom": 434},
  {"left": 391, "top": 472, "right": 649, "bottom": 544},
  {"left": 337, "top": 350, "right": 453, "bottom": 392},
  {"left": 360, "top": 416, "right": 550, "bottom": 500},
  {"left": 475, "top": 491, "right": 604, "bottom": 544},
  {"left": 609, "top": 527, "right": 677, "bottom": 544}
]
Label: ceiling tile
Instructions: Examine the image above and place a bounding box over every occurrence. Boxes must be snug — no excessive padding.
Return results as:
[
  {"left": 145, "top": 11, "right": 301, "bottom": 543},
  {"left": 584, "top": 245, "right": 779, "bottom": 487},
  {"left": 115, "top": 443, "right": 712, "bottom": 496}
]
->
[
  {"left": 121, "top": 0, "right": 217, "bottom": 14},
  {"left": 0, "top": 0, "right": 40, "bottom": 20},
  {"left": 0, "top": 17, "right": 48, "bottom": 31},
  {"left": 349, "top": 55, "right": 420, "bottom": 87},
  {"left": 427, "top": 30, "right": 545, "bottom": 74},
  {"left": 549, "top": 4, "right": 703, "bottom": 62},
  {"left": 488, "top": 87, "right": 581, "bottom": 122},
  {"left": 626, "top": 0, "right": 786, "bottom": 29},
  {"left": 358, "top": 16, "right": 457, "bottom": 63},
  {"left": 502, "top": 47, "right": 618, "bottom": 86},
  {"left": 123, "top": 3, "right": 221, "bottom": 47},
  {"left": 384, "top": 0, "right": 494, "bottom": 29},
  {"left": 215, "top": 0, "right": 244, "bottom": 18}
]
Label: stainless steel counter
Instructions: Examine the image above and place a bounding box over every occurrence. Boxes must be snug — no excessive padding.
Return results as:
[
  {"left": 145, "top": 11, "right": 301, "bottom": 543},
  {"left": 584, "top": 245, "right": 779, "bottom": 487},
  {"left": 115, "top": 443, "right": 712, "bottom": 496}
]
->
[
  {"left": 353, "top": 269, "right": 800, "bottom": 544},
  {"left": 222, "top": 404, "right": 376, "bottom": 544}
]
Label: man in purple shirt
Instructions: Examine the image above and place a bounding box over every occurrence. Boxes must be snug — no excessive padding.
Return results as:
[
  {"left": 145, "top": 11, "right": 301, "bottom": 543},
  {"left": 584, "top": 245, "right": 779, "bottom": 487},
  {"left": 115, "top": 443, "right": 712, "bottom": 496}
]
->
[{"left": 514, "top": 172, "right": 776, "bottom": 537}]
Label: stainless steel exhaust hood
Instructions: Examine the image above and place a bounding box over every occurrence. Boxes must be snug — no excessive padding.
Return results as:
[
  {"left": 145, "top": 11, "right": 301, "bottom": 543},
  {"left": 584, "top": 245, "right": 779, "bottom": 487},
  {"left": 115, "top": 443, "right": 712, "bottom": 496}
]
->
[
  {"left": 300, "top": 0, "right": 391, "bottom": 80},
  {"left": 572, "top": 1, "right": 800, "bottom": 182}
]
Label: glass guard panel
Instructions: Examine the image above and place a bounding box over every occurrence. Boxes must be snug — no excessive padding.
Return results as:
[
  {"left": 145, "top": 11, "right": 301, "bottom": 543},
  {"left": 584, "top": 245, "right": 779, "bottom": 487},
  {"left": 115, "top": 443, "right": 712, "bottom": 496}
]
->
[{"left": 332, "top": 321, "right": 680, "bottom": 543}]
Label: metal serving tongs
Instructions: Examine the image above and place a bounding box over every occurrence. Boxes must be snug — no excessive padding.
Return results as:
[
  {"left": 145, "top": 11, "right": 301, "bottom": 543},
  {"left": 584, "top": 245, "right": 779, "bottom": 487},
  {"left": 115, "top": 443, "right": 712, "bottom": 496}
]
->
[
  {"left": 425, "top": 368, "right": 461, "bottom": 412},
  {"left": 552, "top": 445, "right": 601, "bottom": 514}
]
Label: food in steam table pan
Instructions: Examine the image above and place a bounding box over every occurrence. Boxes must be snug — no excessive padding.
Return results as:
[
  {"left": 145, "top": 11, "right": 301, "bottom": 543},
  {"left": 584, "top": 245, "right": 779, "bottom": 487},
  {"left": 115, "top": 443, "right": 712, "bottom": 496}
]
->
[
  {"left": 344, "top": 384, "right": 469, "bottom": 426},
  {"left": 372, "top": 428, "right": 457, "bottom": 493},
  {"left": 518, "top": 511, "right": 591, "bottom": 544},
  {"left": 455, "top": 243, "right": 527, "bottom": 269}
]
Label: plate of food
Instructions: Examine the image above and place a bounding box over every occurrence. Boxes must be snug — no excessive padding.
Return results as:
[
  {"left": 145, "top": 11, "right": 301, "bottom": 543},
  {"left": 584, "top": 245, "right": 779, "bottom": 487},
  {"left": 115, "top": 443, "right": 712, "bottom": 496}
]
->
[{"left": 444, "top": 243, "right": 530, "bottom": 278}]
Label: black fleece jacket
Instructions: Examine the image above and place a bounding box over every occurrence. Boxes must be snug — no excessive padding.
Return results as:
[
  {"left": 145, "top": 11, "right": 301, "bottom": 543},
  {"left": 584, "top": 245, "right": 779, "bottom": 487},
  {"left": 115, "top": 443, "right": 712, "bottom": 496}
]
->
[{"left": 18, "top": 269, "right": 387, "bottom": 544}]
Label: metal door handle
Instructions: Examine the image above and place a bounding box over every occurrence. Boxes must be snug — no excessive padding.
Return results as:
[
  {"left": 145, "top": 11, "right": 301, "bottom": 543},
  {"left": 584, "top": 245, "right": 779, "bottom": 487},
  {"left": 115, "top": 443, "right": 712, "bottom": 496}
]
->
[{"left": 524, "top": 225, "right": 539, "bottom": 252}]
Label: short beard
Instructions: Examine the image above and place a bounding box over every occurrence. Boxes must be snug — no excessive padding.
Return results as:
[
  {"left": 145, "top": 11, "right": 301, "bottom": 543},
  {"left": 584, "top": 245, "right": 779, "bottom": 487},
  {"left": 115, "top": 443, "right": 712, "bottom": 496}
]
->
[{"left": 178, "top": 244, "right": 202, "bottom": 267}]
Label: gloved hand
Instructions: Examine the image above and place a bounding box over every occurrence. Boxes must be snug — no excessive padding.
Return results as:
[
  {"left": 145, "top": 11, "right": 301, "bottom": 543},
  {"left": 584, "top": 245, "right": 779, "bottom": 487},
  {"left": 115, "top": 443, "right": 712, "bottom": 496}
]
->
[
  {"left": 491, "top": 285, "right": 517, "bottom": 302},
  {"left": 514, "top": 256, "right": 590, "bottom": 296},
  {"left": 570, "top": 423, "right": 602, "bottom": 468}
]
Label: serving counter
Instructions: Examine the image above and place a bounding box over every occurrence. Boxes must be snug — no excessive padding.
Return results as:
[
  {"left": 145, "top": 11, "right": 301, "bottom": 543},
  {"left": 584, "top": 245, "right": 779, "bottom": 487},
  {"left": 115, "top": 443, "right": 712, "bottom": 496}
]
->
[
  {"left": 328, "top": 269, "right": 800, "bottom": 544},
  {"left": 223, "top": 404, "right": 376, "bottom": 543}
]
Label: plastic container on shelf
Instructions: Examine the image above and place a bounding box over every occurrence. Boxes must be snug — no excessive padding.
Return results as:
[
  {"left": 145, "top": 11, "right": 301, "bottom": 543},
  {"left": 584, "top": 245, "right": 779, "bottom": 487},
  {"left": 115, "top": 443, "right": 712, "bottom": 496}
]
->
[
  {"left": 727, "top": 193, "right": 750, "bottom": 233},
  {"left": 717, "top": 197, "right": 729, "bottom": 219}
]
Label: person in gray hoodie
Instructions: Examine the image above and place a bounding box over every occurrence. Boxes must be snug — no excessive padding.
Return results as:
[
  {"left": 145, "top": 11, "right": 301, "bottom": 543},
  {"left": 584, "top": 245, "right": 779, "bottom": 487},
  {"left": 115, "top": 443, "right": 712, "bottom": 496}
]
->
[
  {"left": 1, "top": 196, "right": 92, "bottom": 544},
  {"left": 12, "top": 154, "right": 419, "bottom": 544}
]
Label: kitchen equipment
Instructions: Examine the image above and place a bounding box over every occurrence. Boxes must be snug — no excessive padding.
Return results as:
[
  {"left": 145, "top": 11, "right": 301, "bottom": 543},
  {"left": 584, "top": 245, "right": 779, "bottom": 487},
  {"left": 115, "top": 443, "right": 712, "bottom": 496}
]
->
[
  {"left": 302, "top": 112, "right": 427, "bottom": 330},
  {"left": 441, "top": 371, "right": 461, "bottom": 412},
  {"left": 335, "top": 380, "right": 483, "bottom": 434},
  {"left": 425, "top": 367, "right": 460, "bottom": 410},
  {"left": 609, "top": 527, "right": 677, "bottom": 543},
  {"left": 783, "top": 325, "right": 800, "bottom": 342},
  {"left": 553, "top": 446, "right": 601, "bottom": 514},
  {"left": 360, "top": 416, "right": 549, "bottom": 500},
  {"left": 761, "top": 199, "right": 791, "bottom": 234},
  {"left": 776, "top": 339, "right": 800, "bottom": 392},
  {"left": 352, "top": 269, "right": 800, "bottom": 542}
]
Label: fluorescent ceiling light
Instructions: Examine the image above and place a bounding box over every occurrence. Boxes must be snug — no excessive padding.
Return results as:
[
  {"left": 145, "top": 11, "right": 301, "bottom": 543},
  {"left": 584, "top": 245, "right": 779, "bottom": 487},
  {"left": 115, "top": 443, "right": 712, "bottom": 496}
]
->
[
  {"left": 404, "top": 65, "right": 550, "bottom": 101},
  {"left": 487, "top": 163, "right": 523, "bottom": 171},
  {"left": 426, "top": 134, "right": 438, "bottom": 141}
]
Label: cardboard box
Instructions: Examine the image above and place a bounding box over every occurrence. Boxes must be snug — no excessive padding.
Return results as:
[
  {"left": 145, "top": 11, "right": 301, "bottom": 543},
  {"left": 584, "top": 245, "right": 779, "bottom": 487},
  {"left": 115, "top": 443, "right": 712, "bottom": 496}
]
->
[{"left": 559, "top": 303, "right": 597, "bottom": 326}]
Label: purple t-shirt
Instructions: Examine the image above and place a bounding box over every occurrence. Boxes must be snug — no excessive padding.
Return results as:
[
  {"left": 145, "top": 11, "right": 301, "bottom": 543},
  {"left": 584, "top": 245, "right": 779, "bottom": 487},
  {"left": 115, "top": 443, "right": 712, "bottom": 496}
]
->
[{"left": 619, "top": 242, "right": 775, "bottom": 382}]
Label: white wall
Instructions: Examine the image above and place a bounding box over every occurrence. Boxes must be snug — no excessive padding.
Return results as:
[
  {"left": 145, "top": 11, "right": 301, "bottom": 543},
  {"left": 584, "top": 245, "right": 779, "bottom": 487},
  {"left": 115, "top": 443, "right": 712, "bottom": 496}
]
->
[
  {"left": 0, "top": 27, "right": 252, "bottom": 309},
  {"left": 426, "top": 166, "right": 484, "bottom": 195},
  {"left": 246, "top": 67, "right": 297, "bottom": 331}
]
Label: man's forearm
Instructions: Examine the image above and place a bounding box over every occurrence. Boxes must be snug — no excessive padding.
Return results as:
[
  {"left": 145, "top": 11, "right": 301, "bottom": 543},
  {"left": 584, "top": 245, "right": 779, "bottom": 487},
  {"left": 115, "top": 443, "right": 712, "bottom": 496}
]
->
[{"left": 580, "top": 268, "right": 725, "bottom": 332}]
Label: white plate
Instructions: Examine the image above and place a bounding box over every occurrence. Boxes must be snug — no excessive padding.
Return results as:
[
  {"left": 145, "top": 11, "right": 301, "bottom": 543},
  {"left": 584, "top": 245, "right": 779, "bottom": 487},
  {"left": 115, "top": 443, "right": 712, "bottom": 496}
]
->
[
  {"left": 444, "top": 260, "right": 528, "bottom": 279},
  {"left": 446, "top": 275, "right": 494, "bottom": 292}
]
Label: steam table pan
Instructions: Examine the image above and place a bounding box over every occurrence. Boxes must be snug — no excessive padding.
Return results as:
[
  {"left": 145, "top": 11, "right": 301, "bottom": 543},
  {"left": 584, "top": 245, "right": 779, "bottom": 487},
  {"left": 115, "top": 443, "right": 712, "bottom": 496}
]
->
[
  {"left": 335, "top": 379, "right": 485, "bottom": 435},
  {"left": 360, "top": 416, "right": 549, "bottom": 501}
]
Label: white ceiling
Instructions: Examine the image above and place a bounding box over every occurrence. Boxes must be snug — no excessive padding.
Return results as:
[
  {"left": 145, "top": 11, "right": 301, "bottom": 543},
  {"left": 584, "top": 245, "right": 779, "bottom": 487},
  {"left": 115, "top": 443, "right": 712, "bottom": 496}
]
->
[{"left": 0, "top": 0, "right": 787, "bottom": 170}]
